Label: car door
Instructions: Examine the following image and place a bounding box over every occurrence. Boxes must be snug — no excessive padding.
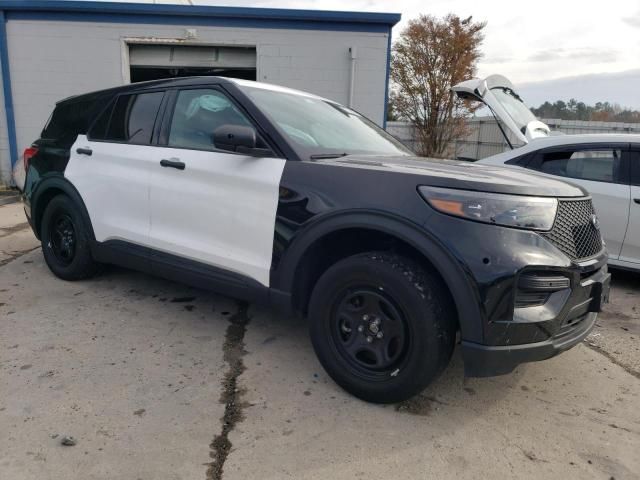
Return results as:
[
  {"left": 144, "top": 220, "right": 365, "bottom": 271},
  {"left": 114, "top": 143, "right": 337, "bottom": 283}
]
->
[
  {"left": 620, "top": 148, "right": 640, "bottom": 264},
  {"left": 148, "top": 87, "right": 286, "bottom": 287},
  {"left": 529, "top": 144, "right": 631, "bottom": 260},
  {"left": 66, "top": 90, "right": 165, "bottom": 247}
]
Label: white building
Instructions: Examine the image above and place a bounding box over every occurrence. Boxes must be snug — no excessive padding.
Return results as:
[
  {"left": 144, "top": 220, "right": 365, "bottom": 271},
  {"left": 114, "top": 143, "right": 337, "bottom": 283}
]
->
[{"left": 0, "top": 0, "right": 400, "bottom": 186}]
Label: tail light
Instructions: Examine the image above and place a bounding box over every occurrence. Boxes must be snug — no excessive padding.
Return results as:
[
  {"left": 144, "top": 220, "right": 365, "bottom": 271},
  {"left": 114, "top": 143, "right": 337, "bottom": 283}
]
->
[{"left": 23, "top": 146, "right": 38, "bottom": 171}]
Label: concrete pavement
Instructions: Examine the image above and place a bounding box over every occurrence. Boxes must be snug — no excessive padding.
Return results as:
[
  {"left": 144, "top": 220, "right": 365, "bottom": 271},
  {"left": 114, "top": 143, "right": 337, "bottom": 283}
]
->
[{"left": 1, "top": 201, "right": 638, "bottom": 479}]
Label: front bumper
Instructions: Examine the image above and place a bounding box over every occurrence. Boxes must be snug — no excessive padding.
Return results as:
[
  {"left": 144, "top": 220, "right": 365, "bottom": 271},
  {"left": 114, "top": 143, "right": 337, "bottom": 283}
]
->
[{"left": 462, "top": 261, "right": 610, "bottom": 377}]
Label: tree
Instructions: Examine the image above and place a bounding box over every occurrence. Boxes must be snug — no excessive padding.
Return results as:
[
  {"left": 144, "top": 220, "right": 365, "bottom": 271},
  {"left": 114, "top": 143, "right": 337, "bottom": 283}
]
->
[
  {"left": 530, "top": 99, "right": 640, "bottom": 123},
  {"left": 390, "top": 14, "right": 485, "bottom": 157}
]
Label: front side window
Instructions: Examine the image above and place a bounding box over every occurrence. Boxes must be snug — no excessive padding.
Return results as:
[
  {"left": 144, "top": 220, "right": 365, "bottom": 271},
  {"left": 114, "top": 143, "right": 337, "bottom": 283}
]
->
[
  {"left": 237, "top": 84, "right": 413, "bottom": 159},
  {"left": 168, "top": 89, "right": 254, "bottom": 151},
  {"left": 103, "top": 92, "right": 164, "bottom": 144},
  {"left": 538, "top": 149, "right": 622, "bottom": 183}
]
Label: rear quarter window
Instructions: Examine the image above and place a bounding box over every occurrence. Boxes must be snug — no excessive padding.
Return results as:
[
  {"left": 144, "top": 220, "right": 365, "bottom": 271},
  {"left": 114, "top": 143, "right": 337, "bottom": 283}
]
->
[{"left": 41, "top": 95, "right": 111, "bottom": 144}]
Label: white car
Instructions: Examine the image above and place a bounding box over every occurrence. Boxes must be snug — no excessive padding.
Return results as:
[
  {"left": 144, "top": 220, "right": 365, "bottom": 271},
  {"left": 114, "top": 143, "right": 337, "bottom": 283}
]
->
[{"left": 453, "top": 75, "right": 640, "bottom": 271}]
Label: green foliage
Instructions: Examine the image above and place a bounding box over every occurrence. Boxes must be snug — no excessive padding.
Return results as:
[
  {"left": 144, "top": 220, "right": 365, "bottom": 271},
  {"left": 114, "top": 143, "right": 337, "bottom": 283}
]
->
[{"left": 531, "top": 99, "right": 640, "bottom": 123}]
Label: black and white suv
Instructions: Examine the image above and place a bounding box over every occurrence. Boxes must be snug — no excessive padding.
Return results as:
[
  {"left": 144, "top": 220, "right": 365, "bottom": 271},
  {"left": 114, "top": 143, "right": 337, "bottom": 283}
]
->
[{"left": 23, "top": 77, "right": 611, "bottom": 403}]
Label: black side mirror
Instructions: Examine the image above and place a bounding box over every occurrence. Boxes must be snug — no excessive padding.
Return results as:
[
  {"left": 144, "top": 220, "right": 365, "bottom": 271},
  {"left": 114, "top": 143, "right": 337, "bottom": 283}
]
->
[
  {"left": 213, "top": 124, "right": 257, "bottom": 153},
  {"left": 212, "top": 124, "right": 274, "bottom": 157}
]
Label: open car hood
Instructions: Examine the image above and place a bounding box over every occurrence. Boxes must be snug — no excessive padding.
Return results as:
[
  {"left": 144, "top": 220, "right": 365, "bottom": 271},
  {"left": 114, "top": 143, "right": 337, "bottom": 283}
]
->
[{"left": 452, "top": 74, "right": 550, "bottom": 146}]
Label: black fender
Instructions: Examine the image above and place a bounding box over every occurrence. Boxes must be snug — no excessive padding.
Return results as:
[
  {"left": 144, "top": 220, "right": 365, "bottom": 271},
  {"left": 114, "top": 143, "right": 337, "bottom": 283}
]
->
[
  {"left": 270, "top": 210, "right": 484, "bottom": 343},
  {"left": 29, "top": 174, "right": 95, "bottom": 241}
]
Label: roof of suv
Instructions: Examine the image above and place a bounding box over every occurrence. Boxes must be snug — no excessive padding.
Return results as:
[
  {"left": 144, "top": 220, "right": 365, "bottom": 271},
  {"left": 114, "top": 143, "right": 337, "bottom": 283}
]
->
[{"left": 59, "top": 76, "right": 326, "bottom": 106}]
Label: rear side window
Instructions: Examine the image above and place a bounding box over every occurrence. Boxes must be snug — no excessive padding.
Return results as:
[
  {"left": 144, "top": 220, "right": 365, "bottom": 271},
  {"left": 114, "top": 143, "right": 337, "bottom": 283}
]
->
[
  {"left": 88, "top": 100, "right": 114, "bottom": 140},
  {"left": 538, "top": 149, "right": 622, "bottom": 183},
  {"left": 103, "top": 92, "right": 164, "bottom": 144}
]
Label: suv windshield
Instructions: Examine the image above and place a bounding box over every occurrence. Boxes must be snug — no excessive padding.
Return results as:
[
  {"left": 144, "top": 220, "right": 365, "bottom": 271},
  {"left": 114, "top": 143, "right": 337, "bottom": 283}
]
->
[
  {"left": 490, "top": 87, "right": 537, "bottom": 130},
  {"left": 238, "top": 85, "right": 413, "bottom": 159}
]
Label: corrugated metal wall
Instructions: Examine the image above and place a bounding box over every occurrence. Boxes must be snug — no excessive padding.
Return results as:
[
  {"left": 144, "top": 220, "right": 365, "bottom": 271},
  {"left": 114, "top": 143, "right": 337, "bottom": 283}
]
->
[{"left": 387, "top": 117, "right": 640, "bottom": 160}]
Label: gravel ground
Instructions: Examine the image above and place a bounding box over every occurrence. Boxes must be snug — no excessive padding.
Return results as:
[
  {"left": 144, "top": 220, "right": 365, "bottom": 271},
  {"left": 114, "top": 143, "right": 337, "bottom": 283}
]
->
[{"left": 1, "top": 201, "right": 638, "bottom": 480}]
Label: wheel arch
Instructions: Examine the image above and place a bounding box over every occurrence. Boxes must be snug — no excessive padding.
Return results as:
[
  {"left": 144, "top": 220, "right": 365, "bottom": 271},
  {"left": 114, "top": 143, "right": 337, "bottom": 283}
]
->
[
  {"left": 30, "top": 176, "right": 95, "bottom": 241},
  {"left": 271, "top": 210, "right": 484, "bottom": 343}
]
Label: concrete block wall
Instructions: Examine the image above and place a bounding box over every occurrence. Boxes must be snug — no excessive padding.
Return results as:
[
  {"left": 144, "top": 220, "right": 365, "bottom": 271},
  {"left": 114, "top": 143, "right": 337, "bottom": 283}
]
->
[{"left": 0, "top": 18, "right": 389, "bottom": 185}]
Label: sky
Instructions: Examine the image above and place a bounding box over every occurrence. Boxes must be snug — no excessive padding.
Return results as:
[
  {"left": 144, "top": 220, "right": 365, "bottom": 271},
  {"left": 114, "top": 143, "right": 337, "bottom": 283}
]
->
[{"left": 102, "top": 0, "right": 640, "bottom": 108}]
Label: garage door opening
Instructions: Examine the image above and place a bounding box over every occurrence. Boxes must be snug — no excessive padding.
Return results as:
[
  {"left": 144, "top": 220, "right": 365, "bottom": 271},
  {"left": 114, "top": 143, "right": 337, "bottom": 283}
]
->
[{"left": 129, "top": 44, "right": 256, "bottom": 83}]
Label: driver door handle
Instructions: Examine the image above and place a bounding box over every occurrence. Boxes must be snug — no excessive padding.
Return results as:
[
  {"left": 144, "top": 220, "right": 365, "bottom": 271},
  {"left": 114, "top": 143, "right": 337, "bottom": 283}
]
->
[
  {"left": 160, "top": 158, "right": 185, "bottom": 170},
  {"left": 634, "top": 198, "right": 640, "bottom": 205},
  {"left": 76, "top": 147, "right": 92, "bottom": 156}
]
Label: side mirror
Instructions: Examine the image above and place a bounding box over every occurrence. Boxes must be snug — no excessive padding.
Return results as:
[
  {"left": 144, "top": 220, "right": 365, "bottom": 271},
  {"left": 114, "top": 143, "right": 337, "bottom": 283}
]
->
[{"left": 213, "top": 124, "right": 257, "bottom": 153}]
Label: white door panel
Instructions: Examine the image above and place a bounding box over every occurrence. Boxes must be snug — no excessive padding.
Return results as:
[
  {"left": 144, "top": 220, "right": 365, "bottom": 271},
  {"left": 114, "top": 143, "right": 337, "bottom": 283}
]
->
[
  {"left": 65, "top": 135, "right": 153, "bottom": 245},
  {"left": 620, "top": 186, "right": 640, "bottom": 264},
  {"left": 572, "top": 179, "right": 630, "bottom": 259},
  {"left": 149, "top": 147, "right": 285, "bottom": 286}
]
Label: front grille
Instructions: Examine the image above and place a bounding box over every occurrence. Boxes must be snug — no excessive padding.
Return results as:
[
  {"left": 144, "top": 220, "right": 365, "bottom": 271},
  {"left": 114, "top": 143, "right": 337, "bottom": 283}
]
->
[{"left": 542, "top": 199, "right": 603, "bottom": 260}]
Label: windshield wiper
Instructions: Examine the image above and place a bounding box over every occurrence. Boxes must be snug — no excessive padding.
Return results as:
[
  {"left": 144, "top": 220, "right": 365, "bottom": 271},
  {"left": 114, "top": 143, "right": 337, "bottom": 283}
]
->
[{"left": 309, "top": 152, "right": 349, "bottom": 160}]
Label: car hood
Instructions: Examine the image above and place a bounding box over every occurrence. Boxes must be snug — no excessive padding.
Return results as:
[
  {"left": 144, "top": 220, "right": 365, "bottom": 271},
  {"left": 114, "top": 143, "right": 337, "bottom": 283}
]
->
[{"left": 318, "top": 155, "right": 587, "bottom": 198}]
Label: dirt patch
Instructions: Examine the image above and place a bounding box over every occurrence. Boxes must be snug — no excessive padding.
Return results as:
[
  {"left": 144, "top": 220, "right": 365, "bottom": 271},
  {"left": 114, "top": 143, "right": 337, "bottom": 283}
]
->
[
  {"left": 206, "top": 301, "right": 251, "bottom": 480},
  {"left": 170, "top": 296, "right": 196, "bottom": 303}
]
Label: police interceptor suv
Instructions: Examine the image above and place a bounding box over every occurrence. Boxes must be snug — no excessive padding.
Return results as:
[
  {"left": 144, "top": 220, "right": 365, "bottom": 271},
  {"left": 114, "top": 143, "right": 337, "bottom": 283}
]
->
[{"left": 23, "top": 77, "right": 611, "bottom": 403}]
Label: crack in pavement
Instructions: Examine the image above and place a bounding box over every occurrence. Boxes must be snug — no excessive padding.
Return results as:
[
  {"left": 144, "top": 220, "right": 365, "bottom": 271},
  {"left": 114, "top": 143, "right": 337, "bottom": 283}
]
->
[
  {"left": 584, "top": 341, "right": 640, "bottom": 380},
  {"left": 0, "top": 222, "right": 30, "bottom": 238},
  {"left": 206, "top": 301, "right": 251, "bottom": 480},
  {"left": 0, "top": 246, "right": 41, "bottom": 267}
]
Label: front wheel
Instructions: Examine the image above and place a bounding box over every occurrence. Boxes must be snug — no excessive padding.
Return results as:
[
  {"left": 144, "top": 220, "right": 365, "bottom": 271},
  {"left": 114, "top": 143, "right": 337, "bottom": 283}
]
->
[{"left": 308, "top": 252, "right": 456, "bottom": 404}]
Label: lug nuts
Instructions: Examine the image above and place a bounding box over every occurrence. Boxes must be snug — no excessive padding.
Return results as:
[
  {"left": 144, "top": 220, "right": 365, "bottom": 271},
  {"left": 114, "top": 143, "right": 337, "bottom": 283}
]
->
[
  {"left": 357, "top": 325, "right": 364, "bottom": 332},
  {"left": 366, "top": 336, "right": 373, "bottom": 343},
  {"left": 376, "top": 332, "right": 383, "bottom": 339},
  {"left": 363, "top": 315, "right": 369, "bottom": 321}
]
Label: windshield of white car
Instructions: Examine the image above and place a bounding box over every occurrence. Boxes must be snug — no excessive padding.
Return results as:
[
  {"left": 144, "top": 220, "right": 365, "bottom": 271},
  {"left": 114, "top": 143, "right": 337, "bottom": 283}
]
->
[
  {"left": 238, "top": 85, "right": 413, "bottom": 159},
  {"left": 491, "top": 87, "right": 537, "bottom": 131}
]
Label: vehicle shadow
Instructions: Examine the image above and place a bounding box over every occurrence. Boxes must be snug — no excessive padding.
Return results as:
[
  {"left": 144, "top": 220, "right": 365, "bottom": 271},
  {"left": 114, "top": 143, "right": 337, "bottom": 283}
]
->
[
  {"left": 609, "top": 266, "right": 640, "bottom": 289},
  {"left": 95, "top": 265, "right": 532, "bottom": 419},
  {"left": 247, "top": 301, "right": 528, "bottom": 420}
]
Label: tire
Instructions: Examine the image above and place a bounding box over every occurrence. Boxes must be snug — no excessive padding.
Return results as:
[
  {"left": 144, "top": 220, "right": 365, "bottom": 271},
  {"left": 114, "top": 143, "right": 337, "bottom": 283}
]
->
[
  {"left": 40, "top": 194, "right": 101, "bottom": 280},
  {"left": 308, "top": 252, "right": 456, "bottom": 404}
]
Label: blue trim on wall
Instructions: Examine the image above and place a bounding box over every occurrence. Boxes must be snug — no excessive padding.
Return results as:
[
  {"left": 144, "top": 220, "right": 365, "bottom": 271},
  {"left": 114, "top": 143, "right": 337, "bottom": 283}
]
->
[
  {"left": 0, "top": 10, "right": 18, "bottom": 171},
  {"left": 7, "top": 11, "right": 390, "bottom": 33},
  {"left": 0, "top": 1, "right": 401, "bottom": 27},
  {"left": 383, "top": 27, "right": 392, "bottom": 129}
]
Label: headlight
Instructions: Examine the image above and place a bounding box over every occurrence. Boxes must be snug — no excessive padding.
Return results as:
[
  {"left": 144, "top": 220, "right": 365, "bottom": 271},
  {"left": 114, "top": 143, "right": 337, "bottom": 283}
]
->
[{"left": 418, "top": 186, "right": 558, "bottom": 231}]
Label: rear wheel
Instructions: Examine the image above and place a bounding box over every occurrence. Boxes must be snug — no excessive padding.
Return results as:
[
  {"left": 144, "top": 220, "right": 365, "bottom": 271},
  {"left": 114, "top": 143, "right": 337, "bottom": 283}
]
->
[
  {"left": 40, "top": 195, "right": 100, "bottom": 280},
  {"left": 309, "top": 252, "right": 456, "bottom": 403}
]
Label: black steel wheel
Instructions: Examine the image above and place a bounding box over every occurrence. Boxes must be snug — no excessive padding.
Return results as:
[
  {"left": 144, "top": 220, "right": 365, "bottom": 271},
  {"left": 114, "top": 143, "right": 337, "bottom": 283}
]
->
[
  {"left": 40, "top": 195, "right": 101, "bottom": 280},
  {"left": 332, "top": 288, "right": 409, "bottom": 377},
  {"left": 49, "top": 213, "right": 76, "bottom": 266},
  {"left": 309, "top": 252, "right": 456, "bottom": 404}
]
